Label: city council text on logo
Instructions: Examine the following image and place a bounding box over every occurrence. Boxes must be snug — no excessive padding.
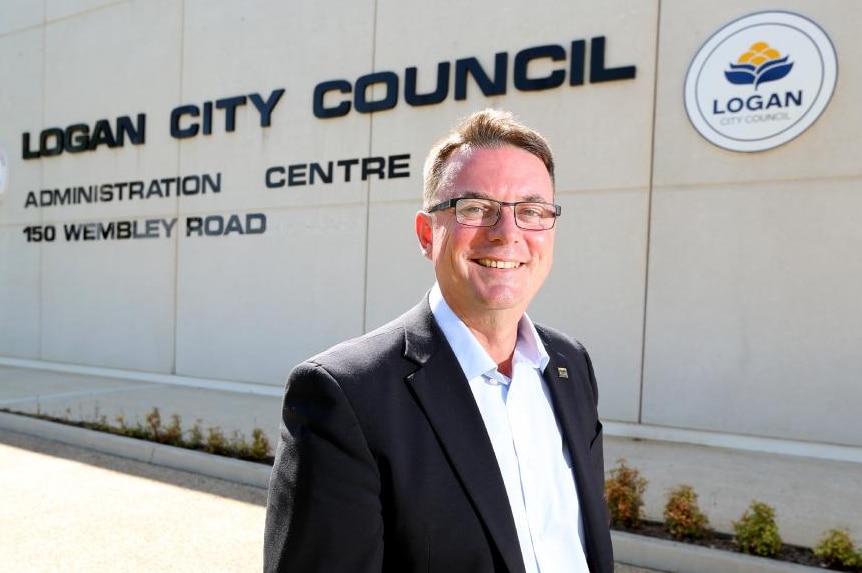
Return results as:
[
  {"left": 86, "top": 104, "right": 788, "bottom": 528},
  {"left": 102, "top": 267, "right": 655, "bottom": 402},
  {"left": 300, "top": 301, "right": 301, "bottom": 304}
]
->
[{"left": 684, "top": 11, "right": 837, "bottom": 153}]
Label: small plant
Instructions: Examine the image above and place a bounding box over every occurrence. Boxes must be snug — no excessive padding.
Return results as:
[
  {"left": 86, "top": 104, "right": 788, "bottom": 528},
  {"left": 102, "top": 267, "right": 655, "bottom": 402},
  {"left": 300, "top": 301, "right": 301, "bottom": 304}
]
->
[
  {"left": 605, "top": 458, "right": 648, "bottom": 529},
  {"left": 230, "top": 430, "right": 250, "bottom": 458},
  {"left": 188, "top": 418, "right": 205, "bottom": 449},
  {"left": 250, "top": 428, "right": 272, "bottom": 460},
  {"left": 206, "top": 426, "right": 228, "bottom": 454},
  {"left": 733, "top": 500, "right": 782, "bottom": 557},
  {"left": 663, "top": 484, "right": 711, "bottom": 540},
  {"left": 814, "top": 528, "right": 862, "bottom": 570},
  {"left": 145, "top": 407, "right": 163, "bottom": 440},
  {"left": 163, "top": 413, "right": 184, "bottom": 446}
]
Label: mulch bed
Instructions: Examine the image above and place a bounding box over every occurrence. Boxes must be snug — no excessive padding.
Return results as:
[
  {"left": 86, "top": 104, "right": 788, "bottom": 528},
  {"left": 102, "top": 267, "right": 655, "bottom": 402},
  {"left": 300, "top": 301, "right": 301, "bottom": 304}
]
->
[{"left": 614, "top": 520, "right": 859, "bottom": 571}]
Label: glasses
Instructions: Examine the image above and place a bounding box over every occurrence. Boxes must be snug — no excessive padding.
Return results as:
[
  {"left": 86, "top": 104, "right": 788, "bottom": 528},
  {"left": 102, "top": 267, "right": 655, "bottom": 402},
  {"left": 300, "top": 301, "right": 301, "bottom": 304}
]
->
[{"left": 427, "top": 197, "right": 561, "bottom": 230}]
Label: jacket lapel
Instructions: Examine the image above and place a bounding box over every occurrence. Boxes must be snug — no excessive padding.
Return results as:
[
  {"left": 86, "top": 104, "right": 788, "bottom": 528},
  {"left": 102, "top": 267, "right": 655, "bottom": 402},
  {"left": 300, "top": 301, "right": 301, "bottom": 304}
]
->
[
  {"left": 402, "top": 299, "right": 526, "bottom": 573},
  {"left": 541, "top": 337, "right": 608, "bottom": 571}
]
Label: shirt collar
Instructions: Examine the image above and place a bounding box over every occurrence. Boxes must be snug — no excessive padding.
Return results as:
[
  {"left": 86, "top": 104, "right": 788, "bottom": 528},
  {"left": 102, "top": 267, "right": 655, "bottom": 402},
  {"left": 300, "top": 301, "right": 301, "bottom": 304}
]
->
[{"left": 428, "top": 283, "right": 549, "bottom": 380}]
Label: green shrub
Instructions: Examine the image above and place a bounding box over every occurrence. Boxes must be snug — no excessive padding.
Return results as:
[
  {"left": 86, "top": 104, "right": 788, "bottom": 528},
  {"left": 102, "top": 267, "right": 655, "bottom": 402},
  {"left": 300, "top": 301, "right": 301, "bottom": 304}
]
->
[
  {"left": 814, "top": 528, "right": 862, "bottom": 569},
  {"left": 145, "top": 407, "right": 163, "bottom": 440},
  {"left": 188, "top": 419, "right": 205, "bottom": 449},
  {"left": 250, "top": 428, "right": 272, "bottom": 459},
  {"left": 206, "top": 426, "right": 228, "bottom": 454},
  {"left": 231, "top": 430, "right": 251, "bottom": 458},
  {"left": 663, "top": 484, "right": 711, "bottom": 540},
  {"left": 733, "top": 500, "right": 782, "bottom": 557},
  {"left": 163, "top": 413, "right": 184, "bottom": 446},
  {"left": 605, "top": 458, "right": 648, "bottom": 529}
]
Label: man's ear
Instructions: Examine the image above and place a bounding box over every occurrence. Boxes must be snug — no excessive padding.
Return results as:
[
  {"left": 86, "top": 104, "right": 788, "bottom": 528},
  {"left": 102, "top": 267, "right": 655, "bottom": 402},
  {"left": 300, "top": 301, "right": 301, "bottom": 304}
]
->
[{"left": 415, "top": 211, "right": 433, "bottom": 260}]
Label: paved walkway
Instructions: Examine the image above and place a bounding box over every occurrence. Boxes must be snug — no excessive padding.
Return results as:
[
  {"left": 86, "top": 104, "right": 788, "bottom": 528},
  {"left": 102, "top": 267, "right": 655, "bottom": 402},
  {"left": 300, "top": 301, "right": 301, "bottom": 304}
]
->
[
  {"left": 2, "top": 363, "right": 861, "bottom": 572},
  {"left": 0, "top": 430, "right": 267, "bottom": 572}
]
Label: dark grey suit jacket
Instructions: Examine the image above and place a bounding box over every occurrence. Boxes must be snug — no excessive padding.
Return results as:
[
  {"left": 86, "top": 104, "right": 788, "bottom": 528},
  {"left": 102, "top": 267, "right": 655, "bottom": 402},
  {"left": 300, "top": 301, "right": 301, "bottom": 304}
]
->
[{"left": 264, "top": 297, "right": 613, "bottom": 572}]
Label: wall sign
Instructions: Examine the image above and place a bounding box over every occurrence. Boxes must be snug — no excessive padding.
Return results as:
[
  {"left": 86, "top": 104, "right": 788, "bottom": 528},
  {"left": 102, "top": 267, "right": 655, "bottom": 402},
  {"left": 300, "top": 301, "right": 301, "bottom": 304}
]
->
[
  {"left": 11, "top": 34, "right": 638, "bottom": 246},
  {"left": 684, "top": 11, "right": 837, "bottom": 152}
]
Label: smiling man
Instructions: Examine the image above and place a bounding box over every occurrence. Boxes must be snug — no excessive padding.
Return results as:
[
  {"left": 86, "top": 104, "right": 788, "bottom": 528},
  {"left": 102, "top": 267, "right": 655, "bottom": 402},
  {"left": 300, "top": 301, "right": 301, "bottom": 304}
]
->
[{"left": 265, "top": 109, "right": 612, "bottom": 573}]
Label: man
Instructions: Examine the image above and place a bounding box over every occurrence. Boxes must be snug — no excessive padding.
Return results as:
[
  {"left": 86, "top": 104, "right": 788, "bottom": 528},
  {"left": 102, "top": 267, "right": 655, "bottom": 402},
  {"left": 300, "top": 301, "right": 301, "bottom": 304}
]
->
[{"left": 265, "top": 109, "right": 612, "bottom": 572}]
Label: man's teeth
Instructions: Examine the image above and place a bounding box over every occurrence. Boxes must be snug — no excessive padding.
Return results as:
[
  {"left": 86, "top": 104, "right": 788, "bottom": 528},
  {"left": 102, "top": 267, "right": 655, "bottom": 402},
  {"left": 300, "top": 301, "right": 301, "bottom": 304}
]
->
[{"left": 477, "top": 259, "right": 519, "bottom": 269}]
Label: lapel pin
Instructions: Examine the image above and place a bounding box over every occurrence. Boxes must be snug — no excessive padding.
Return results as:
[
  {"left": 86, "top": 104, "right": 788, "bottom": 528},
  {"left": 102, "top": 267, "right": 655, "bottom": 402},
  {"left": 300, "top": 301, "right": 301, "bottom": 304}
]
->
[{"left": 557, "top": 367, "right": 569, "bottom": 379}]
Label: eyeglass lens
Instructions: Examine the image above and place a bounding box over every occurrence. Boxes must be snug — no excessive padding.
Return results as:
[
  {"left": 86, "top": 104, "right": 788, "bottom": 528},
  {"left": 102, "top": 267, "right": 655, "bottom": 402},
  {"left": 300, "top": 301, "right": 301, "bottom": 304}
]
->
[{"left": 454, "top": 198, "right": 556, "bottom": 230}]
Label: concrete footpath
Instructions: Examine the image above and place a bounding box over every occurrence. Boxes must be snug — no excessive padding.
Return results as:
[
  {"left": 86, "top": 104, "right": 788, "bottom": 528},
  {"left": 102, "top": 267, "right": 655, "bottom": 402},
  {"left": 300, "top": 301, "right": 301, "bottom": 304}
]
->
[
  {"left": 1, "top": 363, "right": 861, "bottom": 572},
  {"left": 0, "top": 430, "right": 267, "bottom": 572}
]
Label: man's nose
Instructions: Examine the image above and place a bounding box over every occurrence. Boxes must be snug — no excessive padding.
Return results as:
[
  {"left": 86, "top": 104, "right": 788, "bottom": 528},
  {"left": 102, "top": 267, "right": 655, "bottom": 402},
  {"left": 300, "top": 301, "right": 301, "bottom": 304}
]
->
[{"left": 487, "top": 205, "right": 521, "bottom": 237}]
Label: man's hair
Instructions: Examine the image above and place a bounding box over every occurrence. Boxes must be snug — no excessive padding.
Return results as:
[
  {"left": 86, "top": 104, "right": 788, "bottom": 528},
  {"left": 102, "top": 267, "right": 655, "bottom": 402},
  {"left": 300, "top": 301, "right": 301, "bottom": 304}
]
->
[{"left": 421, "top": 108, "right": 555, "bottom": 210}]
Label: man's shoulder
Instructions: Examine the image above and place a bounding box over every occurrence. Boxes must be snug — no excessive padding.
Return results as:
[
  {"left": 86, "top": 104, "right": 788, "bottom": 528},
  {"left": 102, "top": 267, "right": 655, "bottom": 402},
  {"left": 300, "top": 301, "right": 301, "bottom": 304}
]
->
[
  {"left": 315, "top": 314, "right": 407, "bottom": 363},
  {"left": 534, "top": 321, "right": 587, "bottom": 355},
  {"left": 534, "top": 322, "right": 598, "bottom": 396},
  {"left": 295, "top": 299, "right": 433, "bottom": 380}
]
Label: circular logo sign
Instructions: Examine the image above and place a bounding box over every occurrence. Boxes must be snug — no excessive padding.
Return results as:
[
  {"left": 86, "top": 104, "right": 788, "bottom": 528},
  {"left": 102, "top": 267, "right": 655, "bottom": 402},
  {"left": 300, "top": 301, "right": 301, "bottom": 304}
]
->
[{"left": 684, "top": 11, "right": 837, "bottom": 152}]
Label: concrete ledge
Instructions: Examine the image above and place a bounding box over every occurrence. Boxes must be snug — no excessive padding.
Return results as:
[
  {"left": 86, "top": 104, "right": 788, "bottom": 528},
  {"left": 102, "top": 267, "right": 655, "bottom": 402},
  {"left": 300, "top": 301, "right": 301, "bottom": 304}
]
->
[
  {"left": 612, "top": 531, "right": 822, "bottom": 573},
  {"left": 0, "top": 356, "right": 283, "bottom": 396},
  {"left": 0, "top": 411, "right": 271, "bottom": 489},
  {"left": 605, "top": 421, "right": 862, "bottom": 464}
]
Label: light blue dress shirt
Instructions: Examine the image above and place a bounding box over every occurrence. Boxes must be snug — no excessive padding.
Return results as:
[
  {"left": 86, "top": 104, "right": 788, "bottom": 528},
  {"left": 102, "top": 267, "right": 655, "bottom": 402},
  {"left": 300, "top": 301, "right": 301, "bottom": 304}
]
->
[{"left": 429, "top": 284, "right": 589, "bottom": 573}]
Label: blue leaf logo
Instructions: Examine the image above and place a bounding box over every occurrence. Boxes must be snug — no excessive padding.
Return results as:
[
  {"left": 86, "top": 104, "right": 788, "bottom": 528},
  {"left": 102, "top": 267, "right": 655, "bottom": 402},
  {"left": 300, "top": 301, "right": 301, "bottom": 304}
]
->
[{"left": 724, "top": 42, "right": 793, "bottom": 90}]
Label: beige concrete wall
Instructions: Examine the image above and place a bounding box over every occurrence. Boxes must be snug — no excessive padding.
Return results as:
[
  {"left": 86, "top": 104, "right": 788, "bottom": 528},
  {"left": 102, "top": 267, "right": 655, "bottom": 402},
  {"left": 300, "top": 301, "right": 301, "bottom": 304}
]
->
[
  {"left": 644, "top": 0, "right": 862, "bottom": 446},
  {"left": 0, "top": 0, "right": 858, "bottom": 447}
]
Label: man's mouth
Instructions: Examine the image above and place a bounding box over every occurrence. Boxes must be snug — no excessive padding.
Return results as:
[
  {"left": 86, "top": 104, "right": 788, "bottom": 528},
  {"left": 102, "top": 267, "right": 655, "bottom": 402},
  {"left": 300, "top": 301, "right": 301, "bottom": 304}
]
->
[{"left": 475, "top": 259, "right": 521, "bottom": 269}]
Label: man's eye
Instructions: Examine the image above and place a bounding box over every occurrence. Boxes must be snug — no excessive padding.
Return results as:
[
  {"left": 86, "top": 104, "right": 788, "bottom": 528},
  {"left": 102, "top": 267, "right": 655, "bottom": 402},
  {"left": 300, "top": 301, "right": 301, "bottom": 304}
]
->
[
  {"left": 519, "top": 205, "right": 545, "bottom": 218},
  {"left": 459, "top": 202, "right": 491, "bottom": 215}
]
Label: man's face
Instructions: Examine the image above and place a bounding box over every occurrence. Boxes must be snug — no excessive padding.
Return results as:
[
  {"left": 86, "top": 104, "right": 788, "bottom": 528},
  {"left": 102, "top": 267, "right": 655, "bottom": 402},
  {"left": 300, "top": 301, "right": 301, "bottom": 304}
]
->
[{"left": 416, "top": 145, "right": 555, "bottom": 322}]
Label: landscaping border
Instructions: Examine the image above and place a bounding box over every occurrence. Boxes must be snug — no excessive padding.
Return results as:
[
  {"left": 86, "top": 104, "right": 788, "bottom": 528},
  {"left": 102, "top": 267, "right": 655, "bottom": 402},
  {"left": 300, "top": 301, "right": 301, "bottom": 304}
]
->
[
  {"left": 0, "top": 411, "right": 270, "bottom": 488},
  {"left": 613, "top": 530, "right": 823, "bottom": 572},
  {"left": 0, "top": 411, "right": 835, "bottom": 573}
]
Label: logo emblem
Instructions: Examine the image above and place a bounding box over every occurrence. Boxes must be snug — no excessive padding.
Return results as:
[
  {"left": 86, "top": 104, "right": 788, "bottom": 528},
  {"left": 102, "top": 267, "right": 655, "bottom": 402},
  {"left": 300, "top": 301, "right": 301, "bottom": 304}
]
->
[
  {"left": 725, "top": 42, "right": 793, "bottom": 89},
  {"left": 684, "top": 11, "right": 837, "bottom": 152}
]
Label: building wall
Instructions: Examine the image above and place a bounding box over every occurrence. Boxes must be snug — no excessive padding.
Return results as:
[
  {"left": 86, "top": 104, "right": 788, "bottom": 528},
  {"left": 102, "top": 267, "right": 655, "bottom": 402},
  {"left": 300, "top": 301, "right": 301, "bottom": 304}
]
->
[{"left": 1, "top": 0, "right": 859, "bottom": 448}]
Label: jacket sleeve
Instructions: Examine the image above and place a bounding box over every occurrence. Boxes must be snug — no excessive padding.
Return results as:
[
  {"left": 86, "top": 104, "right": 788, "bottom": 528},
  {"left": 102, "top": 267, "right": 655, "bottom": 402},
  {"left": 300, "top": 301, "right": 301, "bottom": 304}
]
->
[{"left": 264, "top": 361, "right": 383, "bottom": 572}]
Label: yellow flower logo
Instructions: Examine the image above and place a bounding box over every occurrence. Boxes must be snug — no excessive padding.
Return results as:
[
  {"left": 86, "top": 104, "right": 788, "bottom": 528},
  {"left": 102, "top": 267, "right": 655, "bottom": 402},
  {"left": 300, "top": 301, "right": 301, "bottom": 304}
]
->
[{"left": 738, "top": 42, "right": 782, "bottom": 66}]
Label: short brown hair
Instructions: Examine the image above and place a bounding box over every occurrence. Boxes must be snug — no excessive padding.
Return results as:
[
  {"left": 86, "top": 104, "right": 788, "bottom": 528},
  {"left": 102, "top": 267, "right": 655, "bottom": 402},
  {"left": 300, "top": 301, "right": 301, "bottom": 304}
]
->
[{"left": 421, "top": 109, "right": 555, "bottom": 209}]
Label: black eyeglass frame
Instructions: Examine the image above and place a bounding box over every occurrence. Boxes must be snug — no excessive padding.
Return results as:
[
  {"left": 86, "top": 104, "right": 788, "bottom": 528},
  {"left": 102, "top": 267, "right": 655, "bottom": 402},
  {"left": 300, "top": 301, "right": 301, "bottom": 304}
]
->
[{"left": 426, "top": 197, "right": 562, "bottom": 230}]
